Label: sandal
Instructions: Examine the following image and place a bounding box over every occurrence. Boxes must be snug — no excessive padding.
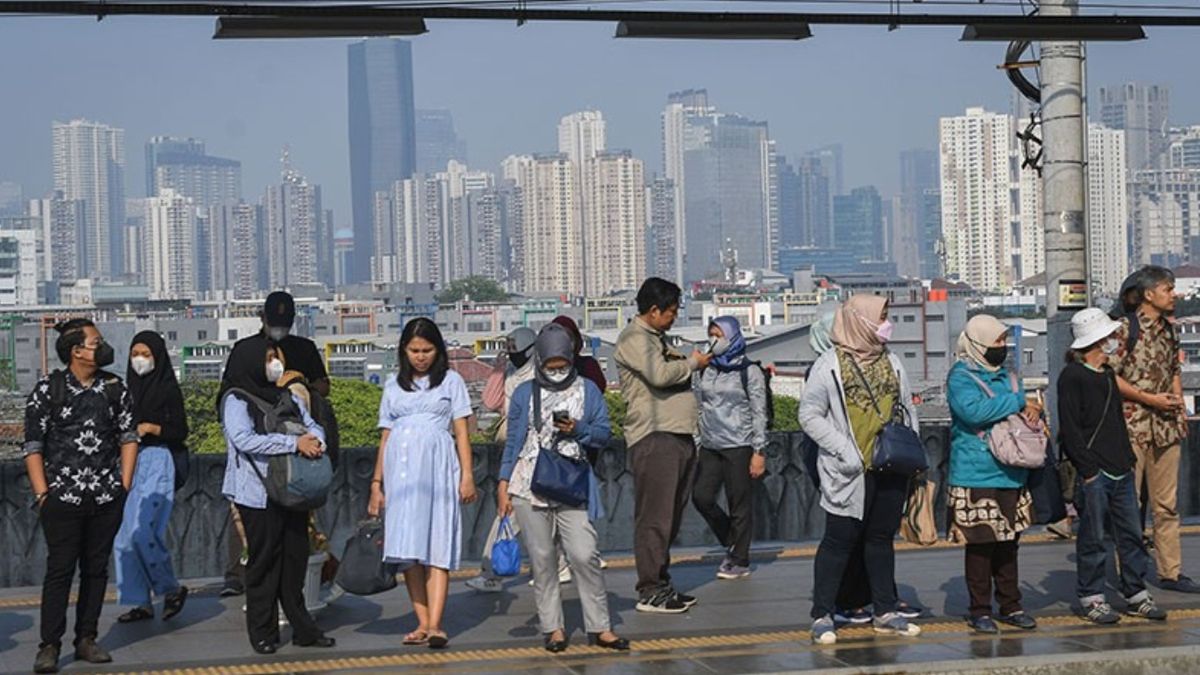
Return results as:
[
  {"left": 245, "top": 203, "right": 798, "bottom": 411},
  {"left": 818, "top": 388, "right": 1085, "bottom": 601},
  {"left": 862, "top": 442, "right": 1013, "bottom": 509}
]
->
[
  {"left": 402, "top": 630, "right": 429, "bottom": 646},
  {"left": 162, "top": 586, "right": 189, "bottom": 620},
  {"left": 427, "top": 631, "right": 449, "bottom": 649},
  {"left": 117, "top": 607, "right": 154, "bottom": 623}
]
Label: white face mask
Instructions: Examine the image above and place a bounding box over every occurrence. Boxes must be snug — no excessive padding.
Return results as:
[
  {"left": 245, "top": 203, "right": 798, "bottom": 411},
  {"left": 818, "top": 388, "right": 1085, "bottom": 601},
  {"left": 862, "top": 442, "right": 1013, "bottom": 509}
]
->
[
  {"left": 267, "top": 327, "right": 290, "bottom": 342},
  {"left": 544, "top": 367, "right": 571, "bottom": 384},
  {"left": 130, "top": 356, "right": 155, "bottom": 377},
  {"left": 1101, "top": 337, "right": 1121, "bottom": 355},
  {"left": 709, "top": 337, "right": 731, "bottom": 357},
  {"left": 266, "top": 358, "right": 285, "bottom": 383}
]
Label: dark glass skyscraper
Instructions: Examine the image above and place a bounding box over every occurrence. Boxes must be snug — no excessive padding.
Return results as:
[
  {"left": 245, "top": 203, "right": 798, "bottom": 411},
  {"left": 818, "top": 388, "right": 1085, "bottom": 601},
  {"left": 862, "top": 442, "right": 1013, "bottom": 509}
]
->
[{"left": 348, "top": 38, "right": 416, "bottom": 284}]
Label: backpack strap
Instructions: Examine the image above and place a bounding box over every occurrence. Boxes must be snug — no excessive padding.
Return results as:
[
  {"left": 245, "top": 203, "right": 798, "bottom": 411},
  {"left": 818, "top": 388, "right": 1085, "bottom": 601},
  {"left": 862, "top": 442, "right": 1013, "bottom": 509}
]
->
[
  {"left": 1125, "top": 312, "right": 1140, "bottom": 353},
  {"left": 1008, "top": 371, "right": 1019, "bottom": 395}
]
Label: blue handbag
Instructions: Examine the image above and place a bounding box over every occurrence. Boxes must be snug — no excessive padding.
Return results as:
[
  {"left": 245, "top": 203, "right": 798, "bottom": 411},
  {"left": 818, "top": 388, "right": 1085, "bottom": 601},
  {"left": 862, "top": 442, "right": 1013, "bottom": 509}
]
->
[
  {"left": 490, "top": 516, "right": 521, "bottom": 577},
  {"left": 528, "top": 382, "right": 591, "bottom": 507},
  {"left": 846, "top": 359, "right": 928, "bottom": 477}
]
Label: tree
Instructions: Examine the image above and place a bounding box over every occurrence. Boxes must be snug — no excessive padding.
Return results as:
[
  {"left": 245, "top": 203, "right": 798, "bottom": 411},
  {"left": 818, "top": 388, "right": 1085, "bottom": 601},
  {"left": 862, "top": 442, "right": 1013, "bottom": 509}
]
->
[
  {"left": 327, "top": 378, "right": 384, "bottom": 448},
  {"left": 182, "top": 379, "right": 226, "bottom": 455},
  {"left": 436, "top": 276, "right": 510, "bottom": 304}
]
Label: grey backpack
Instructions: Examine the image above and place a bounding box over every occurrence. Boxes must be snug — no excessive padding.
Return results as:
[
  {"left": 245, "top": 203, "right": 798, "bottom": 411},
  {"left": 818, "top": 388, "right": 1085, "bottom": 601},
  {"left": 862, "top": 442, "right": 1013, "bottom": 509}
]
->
[{"left": 963, "top": 370, "right": 1048, "bottom": 469}]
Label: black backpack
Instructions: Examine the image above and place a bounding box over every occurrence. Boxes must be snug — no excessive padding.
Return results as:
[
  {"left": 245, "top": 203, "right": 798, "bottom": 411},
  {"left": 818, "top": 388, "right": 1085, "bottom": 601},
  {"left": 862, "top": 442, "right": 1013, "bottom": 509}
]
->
[
  {"left": 738, "top": 361, "right": 775, "bottom": 431},
  {"left": 47, "top": 369, "right": 191, "bottom": 490}
]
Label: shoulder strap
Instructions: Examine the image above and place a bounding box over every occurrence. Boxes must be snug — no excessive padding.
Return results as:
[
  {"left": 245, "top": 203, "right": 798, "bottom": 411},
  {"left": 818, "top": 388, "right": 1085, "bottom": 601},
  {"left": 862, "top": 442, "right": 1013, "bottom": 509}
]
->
[
  {"left": 1086, "top": 374, "right": 1113, "bottom": 450},
  {"left": 845, "top": 357, "right": 883, "bottom": 415},
  {"left": 1008, "top": 371, "right": 1018, "bottom": 394},
  {"left": 531, "top": 380, "right": 542, "bottom": 432},
  {"left": 962, "top": 367, "right": 997, "bottom": 399}
]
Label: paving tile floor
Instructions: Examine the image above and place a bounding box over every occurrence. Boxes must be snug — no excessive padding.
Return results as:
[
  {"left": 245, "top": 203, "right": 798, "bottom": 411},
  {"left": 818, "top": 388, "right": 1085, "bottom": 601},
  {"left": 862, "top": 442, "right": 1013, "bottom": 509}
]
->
[{"left": 4, "top": 534, "right": 1200, "bottom": 673}]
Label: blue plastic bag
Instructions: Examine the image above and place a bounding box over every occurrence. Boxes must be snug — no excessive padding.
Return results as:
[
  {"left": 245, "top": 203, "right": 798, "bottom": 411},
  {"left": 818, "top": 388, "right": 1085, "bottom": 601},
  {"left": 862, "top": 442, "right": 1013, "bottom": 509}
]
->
[{"left": 491, "top": 516, "right": 521, "bottom": 577}]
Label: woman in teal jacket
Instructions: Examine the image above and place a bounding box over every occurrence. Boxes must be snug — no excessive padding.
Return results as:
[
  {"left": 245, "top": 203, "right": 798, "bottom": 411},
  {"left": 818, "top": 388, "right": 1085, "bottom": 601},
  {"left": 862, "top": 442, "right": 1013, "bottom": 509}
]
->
[{"left": 947, "top": 315, "right": 1042, "bottom": 635}]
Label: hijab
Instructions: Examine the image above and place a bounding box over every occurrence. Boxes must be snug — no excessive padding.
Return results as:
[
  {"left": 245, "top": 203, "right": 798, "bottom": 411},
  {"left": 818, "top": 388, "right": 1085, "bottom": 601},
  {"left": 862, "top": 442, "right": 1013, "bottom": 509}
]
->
[
  {"left": 217, "top": 335, "right": 286, "bottom": 427},
  {"left": 957, "top": 314, "right": 1009, "bottom": 372},
  {"left": 550, "top": 315, "right": 608, "bottom": 392},
  {"left": 126, "top": 331, "right": 187, "bottom": 442},
  {"left": 831, "top": 294, "right": 888, "bottom": 364},
  {"left": 809, "top": 311, "right": 836, "bottom": 356},
  {"left": 709, "top": 316, "right": 748, "bottom": 371},
  {"left": 534, "top": 323, "right": 578, "bottom": 392}
]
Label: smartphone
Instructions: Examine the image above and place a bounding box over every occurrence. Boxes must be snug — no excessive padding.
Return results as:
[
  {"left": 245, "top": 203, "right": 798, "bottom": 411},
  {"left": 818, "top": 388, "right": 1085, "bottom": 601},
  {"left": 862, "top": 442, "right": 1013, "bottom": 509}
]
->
[{"left": 553, "top": 410, "right": 570, "bottom": 424}]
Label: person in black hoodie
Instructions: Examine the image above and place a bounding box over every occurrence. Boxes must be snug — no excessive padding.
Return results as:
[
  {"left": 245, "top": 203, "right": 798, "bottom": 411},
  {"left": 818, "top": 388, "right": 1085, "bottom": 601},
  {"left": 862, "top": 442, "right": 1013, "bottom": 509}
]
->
[
  {"left": 112, "top": 331, "right": 189, "bottom": 624},
  {"left": 1058, "top": 308, "right": 1167, "bottom": 626}
]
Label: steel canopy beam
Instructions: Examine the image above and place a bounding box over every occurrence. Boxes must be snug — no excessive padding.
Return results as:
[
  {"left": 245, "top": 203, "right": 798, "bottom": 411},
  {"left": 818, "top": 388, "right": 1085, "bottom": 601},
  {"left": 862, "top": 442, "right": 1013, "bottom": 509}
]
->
[{"left": 1, "top": 1, "right": 1199, "bottom": 29}]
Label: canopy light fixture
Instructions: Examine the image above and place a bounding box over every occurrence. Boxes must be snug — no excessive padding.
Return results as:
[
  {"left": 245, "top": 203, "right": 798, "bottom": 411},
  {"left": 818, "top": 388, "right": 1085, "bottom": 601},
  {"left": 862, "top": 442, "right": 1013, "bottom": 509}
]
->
[
  {"left": 961, "top": 22, "right": 1145, "bottom": 41},
  {"left": 214, "top": 16, "right": 428, "bottom": 39},
  {"left": 615, "top": 20, "right": 812, "bottom": 40}
]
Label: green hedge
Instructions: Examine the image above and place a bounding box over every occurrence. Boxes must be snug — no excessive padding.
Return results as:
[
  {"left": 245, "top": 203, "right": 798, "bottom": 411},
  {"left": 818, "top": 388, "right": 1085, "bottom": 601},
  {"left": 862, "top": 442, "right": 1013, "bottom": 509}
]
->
[{"left": 184, "top": 378, "right": 799, "bottom": 454}]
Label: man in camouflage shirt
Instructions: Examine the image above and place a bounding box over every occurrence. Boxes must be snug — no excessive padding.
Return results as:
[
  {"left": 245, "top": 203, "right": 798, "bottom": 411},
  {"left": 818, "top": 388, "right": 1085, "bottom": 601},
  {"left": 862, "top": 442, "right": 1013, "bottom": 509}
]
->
[{"left": 1110, "top": 266, "right": 1200, "bottom": 593}]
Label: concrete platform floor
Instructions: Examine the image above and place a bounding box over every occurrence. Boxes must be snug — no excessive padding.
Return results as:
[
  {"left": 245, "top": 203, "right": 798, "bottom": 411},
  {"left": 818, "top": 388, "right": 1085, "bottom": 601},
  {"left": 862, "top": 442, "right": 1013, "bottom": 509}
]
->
[{"left": 5, "top": 528, "right": 1200, "bottom": 674}]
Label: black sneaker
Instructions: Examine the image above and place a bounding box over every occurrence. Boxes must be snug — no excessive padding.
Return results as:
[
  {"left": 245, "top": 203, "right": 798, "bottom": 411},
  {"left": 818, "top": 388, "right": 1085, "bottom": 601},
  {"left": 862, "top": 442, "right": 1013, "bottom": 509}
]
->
[
  {"left": 636, "top": 589, "right": 689, "bottom": 614},
  {"left": 1081, "top": 600, "right": 1121, "bottom": 625},
  {"left": 1126, "top": 597, "right": 1168, "bottom": 620},
  {"left": 896, "top": 601, "right": 924, "bottom": 620},
  {"left": 219, "top": 583, "right": 244, "bottom": 598},
  {"left": 1159, "top": 575, "right": 1200, "bottom": 594},
  {"left": 996, "top": 611, "right": 1037, "bottom": 630},
  {"left": 672, "top": 590, "right": 698, "bottom": 608}
]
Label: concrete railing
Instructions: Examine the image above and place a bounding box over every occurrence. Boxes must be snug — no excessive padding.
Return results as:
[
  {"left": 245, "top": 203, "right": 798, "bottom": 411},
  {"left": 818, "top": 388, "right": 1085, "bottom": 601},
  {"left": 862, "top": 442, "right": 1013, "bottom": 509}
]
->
[{"left": 3, "top": 423, "right": 1200, "bottom": 587}]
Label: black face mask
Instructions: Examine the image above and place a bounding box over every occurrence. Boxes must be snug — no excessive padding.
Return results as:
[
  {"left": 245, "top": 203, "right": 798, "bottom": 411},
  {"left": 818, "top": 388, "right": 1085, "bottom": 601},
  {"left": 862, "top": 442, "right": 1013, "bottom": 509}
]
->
[
  {"left": 509, "top": 350, "right": 531, "bottom": 369},
  {"left": 984, "top": 346, "right": 1008, "bottom": 368},
  {"left": 82, "top": 341, "right": 115, "bottom": 368}
]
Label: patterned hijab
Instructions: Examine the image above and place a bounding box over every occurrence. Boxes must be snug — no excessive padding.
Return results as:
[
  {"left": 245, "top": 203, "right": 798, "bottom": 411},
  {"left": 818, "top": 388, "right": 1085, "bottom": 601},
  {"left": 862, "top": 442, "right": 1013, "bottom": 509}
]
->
[
  {"left": 957, "top": 314, "right": 1009, "bottom": 373},
  {"left": 831, "top": 294, "right": 888, "bottom": 365}
]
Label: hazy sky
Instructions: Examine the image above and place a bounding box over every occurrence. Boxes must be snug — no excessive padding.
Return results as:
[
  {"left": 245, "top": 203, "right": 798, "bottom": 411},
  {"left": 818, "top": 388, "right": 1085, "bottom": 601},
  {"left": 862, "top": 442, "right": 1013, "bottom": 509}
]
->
[{"left": 1, "top": 11, "right": 1198, "bottom": 227}]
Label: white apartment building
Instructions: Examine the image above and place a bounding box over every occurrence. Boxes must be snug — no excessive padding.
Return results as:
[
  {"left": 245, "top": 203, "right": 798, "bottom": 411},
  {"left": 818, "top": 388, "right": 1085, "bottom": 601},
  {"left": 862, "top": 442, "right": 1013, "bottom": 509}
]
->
[
  {"left": 584, "top": 151, "right": 647, "bottom": 295},
  {"left": 1087, "top": 124, "right": 1130, "bottom": 294},
  {"left": 145, "top": 189, "right": 197, "bottom": 299},
  {"left": 52, "top": 119, "right": 125, "bottom": 279},
  {"left": 939, "top": 107, "right": 1043, "bottom": 291}
]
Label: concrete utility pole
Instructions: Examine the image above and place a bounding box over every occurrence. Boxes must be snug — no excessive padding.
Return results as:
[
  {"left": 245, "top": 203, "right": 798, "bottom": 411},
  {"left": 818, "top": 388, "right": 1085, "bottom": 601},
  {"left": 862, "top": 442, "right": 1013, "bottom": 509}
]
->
[{"left": 1039, "top": 0, "right": 1089, "bottom": 426}]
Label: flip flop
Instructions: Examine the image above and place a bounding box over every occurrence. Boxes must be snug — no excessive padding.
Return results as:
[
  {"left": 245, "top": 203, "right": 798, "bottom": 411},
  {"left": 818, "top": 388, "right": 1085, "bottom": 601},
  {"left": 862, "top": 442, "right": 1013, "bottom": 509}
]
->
[
  {"left": 162, "top": 586, "right": 189, "bottom": 620},
  {"left": 428, "top": 631, "right": 449, "bottom": 649},
  {"left": 402, "top": 630, "right": 429, "bottom": 646}
]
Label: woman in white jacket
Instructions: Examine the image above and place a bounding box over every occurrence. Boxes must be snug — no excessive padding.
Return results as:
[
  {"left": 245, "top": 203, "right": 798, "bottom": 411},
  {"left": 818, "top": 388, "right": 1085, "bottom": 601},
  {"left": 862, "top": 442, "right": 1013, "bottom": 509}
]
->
[{"left": 798, "top": 294, "right": 920, "bottom": 645}]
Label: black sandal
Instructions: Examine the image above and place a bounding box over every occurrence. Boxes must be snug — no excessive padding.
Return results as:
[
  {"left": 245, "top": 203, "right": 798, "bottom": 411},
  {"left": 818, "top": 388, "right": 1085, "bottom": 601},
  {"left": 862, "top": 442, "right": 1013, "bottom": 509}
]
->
[
  {"left": 162, "top": 586, "right": 189, "bottom": 620},
  {"left": 544, "top": 632, "right": 568, "bottom": 653},
  {"left": 117, "top": 607, "right": 154, "bottom": 623},
  {"left": 588, "top": 632, "right": 630, "bottom": 651}
]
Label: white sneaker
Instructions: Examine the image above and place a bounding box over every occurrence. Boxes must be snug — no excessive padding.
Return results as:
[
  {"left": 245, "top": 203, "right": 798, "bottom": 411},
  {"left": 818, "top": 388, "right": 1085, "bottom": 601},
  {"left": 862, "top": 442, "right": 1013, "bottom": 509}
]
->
[{"left": 465, "top": 576, "right": 503, "bottom": 593}]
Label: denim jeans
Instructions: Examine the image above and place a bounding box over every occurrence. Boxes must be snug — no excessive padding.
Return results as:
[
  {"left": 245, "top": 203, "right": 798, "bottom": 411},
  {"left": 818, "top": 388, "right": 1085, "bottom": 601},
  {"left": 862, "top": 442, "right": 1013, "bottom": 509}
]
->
[{"left": 1076, "top": 472, "right": 1150, "bottom": 605}]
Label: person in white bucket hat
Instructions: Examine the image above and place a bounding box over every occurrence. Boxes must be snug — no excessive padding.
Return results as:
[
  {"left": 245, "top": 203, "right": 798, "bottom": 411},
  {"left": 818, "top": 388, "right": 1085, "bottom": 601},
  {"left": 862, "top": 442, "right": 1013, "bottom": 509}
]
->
[{"left": 1058, "top": 307, "right": 1167, "bottom": 625}]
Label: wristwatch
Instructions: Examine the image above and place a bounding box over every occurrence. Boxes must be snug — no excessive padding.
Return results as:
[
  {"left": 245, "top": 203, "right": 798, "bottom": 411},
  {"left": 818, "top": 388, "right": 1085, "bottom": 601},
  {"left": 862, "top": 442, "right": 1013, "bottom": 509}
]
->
[{"left": 30, "top": 492, "right": 48, "bottom": 511}]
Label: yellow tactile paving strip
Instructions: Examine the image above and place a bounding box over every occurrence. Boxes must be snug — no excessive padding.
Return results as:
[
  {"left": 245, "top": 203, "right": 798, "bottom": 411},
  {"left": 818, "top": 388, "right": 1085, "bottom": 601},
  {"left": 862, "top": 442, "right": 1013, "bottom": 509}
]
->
[
  {"left": 114, "top": 610, "right": 1200, "bottom": 674},
  {"left": 3, "top": 525, "right": 1198, "bottom": 610}
]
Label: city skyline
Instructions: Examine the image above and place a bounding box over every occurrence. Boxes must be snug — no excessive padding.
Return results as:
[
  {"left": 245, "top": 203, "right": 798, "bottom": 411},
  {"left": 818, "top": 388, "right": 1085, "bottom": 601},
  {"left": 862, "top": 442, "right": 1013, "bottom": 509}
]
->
[{"left": 3, "top": 18, "right": 1196, "bottom": 230}]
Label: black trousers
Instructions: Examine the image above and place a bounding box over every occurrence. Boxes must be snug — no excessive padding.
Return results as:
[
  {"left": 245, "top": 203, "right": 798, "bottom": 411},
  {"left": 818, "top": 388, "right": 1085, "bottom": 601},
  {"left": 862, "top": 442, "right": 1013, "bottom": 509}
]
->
[
  {"left": 237, "top": 502, "right": 322, "bottom": 646},
  {"left": 811, "top": 471, "right": 907, "bottom": 619},
  {"left": 965, "top": 539, "right": 1022, "bottom": 618},
  {"left": 39, "top": 495, "right": 125, "bottom": 648},
  {"left": 631, "top": 432, "right": 697, "bottom": 597},
  {"left": 692, "top": 447, "right": 755, "bottom": 567}
]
